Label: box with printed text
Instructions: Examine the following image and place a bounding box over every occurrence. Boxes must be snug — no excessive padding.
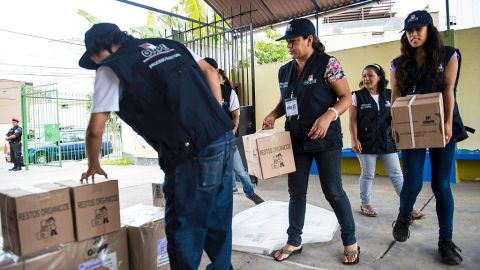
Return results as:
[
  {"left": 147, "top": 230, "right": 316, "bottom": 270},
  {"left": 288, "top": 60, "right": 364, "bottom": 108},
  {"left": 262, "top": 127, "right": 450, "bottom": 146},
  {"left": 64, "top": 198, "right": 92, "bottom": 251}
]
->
[
  {"left": 242, "top": 130, "right": 296, "bottom": 179},
  {"left": 56, "top": 179, "right": 120, "bottom": 241},
  {"left": 65, "top": 227, "right": 128, "bottom": 270},
  {"left": 391, "top": 92, "right": 445, "bottom": 149},
  {"left": 0, "top": 183, "right": 74, "bottom": 256}
]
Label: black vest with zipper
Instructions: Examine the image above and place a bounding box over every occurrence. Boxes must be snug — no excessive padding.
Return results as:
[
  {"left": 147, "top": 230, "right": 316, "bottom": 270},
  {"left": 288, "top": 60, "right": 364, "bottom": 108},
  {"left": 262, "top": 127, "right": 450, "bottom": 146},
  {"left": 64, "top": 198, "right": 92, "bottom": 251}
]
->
[
  {"left": 278, "top": 51, "right": 342, "bottom": 152},
  {"left": 100, "top": 38, "right": 232, "bottom": 171},
  {"left": 354, "top": 88, "right": 396, "bottom": 154},
  {"left": 393, "top": 46, "right": 469, "bottom": 142}
]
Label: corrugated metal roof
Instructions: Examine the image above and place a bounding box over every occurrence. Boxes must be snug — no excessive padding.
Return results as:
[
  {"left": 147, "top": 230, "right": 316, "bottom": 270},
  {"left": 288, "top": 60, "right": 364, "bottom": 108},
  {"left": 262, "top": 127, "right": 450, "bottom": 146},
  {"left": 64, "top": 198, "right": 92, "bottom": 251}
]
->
[
  {"left": 204, "top": 0, "right": 384, "bottom": 28},
  {"left": 324, "top": 1, "right": 395, "bottom": 23}
]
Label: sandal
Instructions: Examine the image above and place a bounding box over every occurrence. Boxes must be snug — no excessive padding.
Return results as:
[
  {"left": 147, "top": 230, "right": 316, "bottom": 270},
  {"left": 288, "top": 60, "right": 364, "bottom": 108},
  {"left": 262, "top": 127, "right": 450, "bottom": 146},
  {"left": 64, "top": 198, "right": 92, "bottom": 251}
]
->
[
  {"left": 342, "top": 246, "right": 360, "bottom": 265},
  {"left": 412, "top": 209, "right": 425, "bottom": 220},
  {"left": 360, "top": 205, "right": 377, "bottom": 217},
  {"left": 272, "top": 246, "right": 303, "bottom": 262}
]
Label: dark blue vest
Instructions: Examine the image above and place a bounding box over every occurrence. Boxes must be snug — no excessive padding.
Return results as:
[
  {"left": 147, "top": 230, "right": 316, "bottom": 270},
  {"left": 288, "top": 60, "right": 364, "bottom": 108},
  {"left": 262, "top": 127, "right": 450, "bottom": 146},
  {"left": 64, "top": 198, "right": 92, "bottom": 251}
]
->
[
  {"left": 7, "top": 126, "right": 22, "bottom": 143},
  {"left": 393, "top": 46, "right": 468, "bottom": 142},
  {"left": 278, "top": 51, "right": 343, "bottom": 152},
  {"left": 101, "top": 38, "right": 232, "bottom": 171},
  {"left": 353, "top": 88, "right": 396, "bottom": 154},
  {"left": 220, "top": 84, "right": 232, "bottom": 119}
]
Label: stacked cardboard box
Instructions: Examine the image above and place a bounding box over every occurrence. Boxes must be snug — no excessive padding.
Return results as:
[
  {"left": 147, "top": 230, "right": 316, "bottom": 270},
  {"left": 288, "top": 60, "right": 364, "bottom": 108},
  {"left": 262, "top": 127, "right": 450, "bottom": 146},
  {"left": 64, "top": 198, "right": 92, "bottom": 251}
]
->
[
  {"left": 0, "top": 183, "right": 74, "bottom": 256},
  {"left": 64, "top": 227, "right": 129, "bottom": 270},
  {"left": 391, "top": 92, "right": 445, "bottom": 149},
  {"left": 56, "top": 179, "right": 121, "bottom": 241},
  {"left": 121, "top": 204, "right": 170, "bottom": 270},
  {"left": 242, "top": 130, "right": 296, "bottom": 179},
  {"left": 0, "top": 179, "right": 126, "bottom": 270},
  {"left": 0, "top": 247, "right": 68, "bottom": 270}
]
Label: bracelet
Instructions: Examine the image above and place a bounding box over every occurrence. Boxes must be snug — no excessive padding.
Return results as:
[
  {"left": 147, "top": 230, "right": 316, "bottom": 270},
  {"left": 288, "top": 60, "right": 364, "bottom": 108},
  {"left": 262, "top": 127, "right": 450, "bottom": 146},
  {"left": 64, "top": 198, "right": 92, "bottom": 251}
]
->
[{"left": 328, "top": 107, "right": 339, "bottom": 121}]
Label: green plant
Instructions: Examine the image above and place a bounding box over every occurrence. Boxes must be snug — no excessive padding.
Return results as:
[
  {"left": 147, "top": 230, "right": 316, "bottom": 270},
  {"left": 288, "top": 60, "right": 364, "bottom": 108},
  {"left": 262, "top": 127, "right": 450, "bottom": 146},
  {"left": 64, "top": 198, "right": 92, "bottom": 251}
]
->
[{"left": 254, "top": 29, "right": 290, "bottom": 64}]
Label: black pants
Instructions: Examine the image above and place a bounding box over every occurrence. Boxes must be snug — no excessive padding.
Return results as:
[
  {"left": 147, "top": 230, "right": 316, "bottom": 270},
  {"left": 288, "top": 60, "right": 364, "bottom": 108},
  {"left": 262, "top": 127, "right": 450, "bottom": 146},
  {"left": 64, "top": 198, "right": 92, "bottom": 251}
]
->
[
  {"left": 287, "top": 148, "right": 357, "bottom": 246},
  {"left": 10, "top": 142, "right": 22, "bottom": 168}
]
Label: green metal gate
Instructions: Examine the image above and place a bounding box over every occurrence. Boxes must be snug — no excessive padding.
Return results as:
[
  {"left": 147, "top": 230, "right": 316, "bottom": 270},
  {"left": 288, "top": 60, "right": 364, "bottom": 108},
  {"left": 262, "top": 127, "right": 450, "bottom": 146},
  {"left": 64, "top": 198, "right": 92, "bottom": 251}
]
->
[{"left": 20, "top": 83, "right": 122, "bottom": 169}]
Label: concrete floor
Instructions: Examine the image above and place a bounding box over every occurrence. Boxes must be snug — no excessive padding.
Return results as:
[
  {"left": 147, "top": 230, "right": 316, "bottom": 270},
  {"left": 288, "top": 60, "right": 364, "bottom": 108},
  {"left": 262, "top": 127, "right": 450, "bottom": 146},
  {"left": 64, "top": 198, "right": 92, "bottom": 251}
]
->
[{"left": 1, "top": 156, "right": 479, "bottom": 269}]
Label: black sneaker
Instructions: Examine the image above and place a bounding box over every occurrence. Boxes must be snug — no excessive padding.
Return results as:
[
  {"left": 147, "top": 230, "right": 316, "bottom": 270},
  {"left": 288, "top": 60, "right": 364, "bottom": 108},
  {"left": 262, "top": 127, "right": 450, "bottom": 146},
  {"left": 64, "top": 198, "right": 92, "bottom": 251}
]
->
[
  {"left": 246, "top": 193, "right": 264, "bottom": 205},
  {"left": 392, "top": 216, "right": 411, "bottom": 242},
  {"left": 438, "top": 239, "right": 463, "bottom": 265}
]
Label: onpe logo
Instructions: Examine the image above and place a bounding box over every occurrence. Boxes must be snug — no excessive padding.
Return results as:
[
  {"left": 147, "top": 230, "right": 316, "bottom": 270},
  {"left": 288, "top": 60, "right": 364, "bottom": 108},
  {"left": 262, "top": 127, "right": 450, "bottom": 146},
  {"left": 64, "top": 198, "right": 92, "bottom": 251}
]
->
[
  {"left": 423, "top": 115, "right": 435, "bottom": 125},
  {"left": 87, "top": 236, "right": 109, "bottom": 256},
  {"left": 91, "top": 206, "right": 109, "bottom": 227},
  {"left": 36, "top": 217, "right": 58, "bottom": 240}
]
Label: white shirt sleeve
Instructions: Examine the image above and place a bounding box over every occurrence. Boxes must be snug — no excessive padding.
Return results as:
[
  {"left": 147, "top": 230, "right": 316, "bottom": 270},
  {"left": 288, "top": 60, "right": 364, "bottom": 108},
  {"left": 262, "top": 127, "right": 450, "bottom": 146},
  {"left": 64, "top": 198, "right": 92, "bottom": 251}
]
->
[
  {"left": 187, "top": 48, "right": 201, "bottom": 62},
  {"left": 229, "top": 90, "right": 240, "bottom": 112},
  {"left": 92, "top": 66, "right": 120, "bottom": 113},
  {"left": 352, "top": 92, "right": 357, "bottom": 107}
]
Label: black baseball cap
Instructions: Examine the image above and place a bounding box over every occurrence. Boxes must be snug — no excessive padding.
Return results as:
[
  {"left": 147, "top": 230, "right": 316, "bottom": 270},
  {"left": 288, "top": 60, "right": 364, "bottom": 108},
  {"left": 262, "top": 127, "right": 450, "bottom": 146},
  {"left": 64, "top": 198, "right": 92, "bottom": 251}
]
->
[
  {"left": 203, "top": 57, "right": 218, "bottom": 69},
  {"left": 276, "top": 18, "right": 316, "bottom": 41},
  {"left": 79, "top": 23, "right": 121, "bottom": 70},
  {"left": 402, "top": 10, "right": 433, "bottom": 32}
]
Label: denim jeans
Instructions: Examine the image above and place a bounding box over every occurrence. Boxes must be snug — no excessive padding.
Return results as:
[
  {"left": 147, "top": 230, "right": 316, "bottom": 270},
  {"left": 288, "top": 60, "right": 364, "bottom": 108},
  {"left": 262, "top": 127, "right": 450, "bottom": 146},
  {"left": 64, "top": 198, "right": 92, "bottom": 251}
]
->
[
  {"left": 163, "top": 131, "right": 235, "bottom": 270},
  {"left": 287, "top": 149, "right": 356, "bottom": 247},
  {"left": 399, "top": 141, "right": 456, "bottom": 240},
  {"left": 231, "top": 146, "right": 255, "bottom": 196},
  {"left": 357, "top": 153, "right": 403, "bottom": 205}
]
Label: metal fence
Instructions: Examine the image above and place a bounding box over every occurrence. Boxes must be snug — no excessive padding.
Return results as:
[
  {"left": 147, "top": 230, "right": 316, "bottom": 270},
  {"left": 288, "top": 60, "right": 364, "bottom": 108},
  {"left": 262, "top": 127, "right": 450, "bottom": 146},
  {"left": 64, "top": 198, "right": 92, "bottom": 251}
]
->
[
  {"left": 163, "top": 8, "right": 256, "bottom": 109},
  {"left": 20, "top": 83, "right": 122, "bottom": 168}
]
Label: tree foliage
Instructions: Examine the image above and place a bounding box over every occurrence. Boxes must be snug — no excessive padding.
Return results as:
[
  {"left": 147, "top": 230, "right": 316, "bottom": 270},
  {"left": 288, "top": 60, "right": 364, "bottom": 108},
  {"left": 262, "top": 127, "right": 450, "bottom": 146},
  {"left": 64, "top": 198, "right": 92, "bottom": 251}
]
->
[{"left": 254, "top": 29, "right": 290, "bottom": 65}]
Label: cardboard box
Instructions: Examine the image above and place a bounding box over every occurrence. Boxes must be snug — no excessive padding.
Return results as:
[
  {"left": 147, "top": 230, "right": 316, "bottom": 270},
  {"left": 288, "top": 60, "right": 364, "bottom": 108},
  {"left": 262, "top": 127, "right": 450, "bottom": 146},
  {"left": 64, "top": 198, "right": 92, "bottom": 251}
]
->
[
  {"left": 152, "top": 183, "right": 165, "bottom": 207},
  {"left": 0, "top": 183, "right": 74, "bottom": 256},
  {"left": 121, "top": 204, "right": 169, "bottom": 270},
  {"left": 65, "top": 227, "right": 129, "bottom": 270},
  {"left": 56, "top": 179, "right": 121, "bottom": 241},
  {"left": 0, "top": 247, "right": 68, "bottom": 270},
  {"left": 391, "top": 92, "right": 445, "bottom": 149},
  {"left": 23, "top": 248, "right": 68, "bottom": 270},
  {"left": 242, "top": 130, "right": 296, "bottom": 179}
]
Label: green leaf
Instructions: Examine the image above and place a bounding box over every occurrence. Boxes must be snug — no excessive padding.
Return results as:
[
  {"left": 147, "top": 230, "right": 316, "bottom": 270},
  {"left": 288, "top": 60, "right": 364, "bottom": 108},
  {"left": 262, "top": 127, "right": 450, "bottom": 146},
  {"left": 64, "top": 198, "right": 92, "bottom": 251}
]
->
[
  {"left": 77, "top": 9, "right": 101, "bottom": 24},
  {"left": 130, "top": 26, "right": 164, "bottom": 38}
]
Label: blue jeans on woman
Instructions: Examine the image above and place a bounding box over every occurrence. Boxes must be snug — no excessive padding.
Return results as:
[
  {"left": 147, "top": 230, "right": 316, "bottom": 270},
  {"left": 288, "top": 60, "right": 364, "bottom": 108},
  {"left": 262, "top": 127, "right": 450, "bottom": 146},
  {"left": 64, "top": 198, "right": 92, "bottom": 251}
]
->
[
  {"left": 163, "top": 131, "right": 235, "bottom": 270},
  {"left": 287, "top": 148, "right": 356, "bottom": 247},
  {"left": 231, "top": 146, "right": 255, "bottom": 196},
  {"left": 357, "top": 153, "right": 404, "bottom": 205},
  {"left": 399, "top": 141, "right": 456, "bottom": 240}
]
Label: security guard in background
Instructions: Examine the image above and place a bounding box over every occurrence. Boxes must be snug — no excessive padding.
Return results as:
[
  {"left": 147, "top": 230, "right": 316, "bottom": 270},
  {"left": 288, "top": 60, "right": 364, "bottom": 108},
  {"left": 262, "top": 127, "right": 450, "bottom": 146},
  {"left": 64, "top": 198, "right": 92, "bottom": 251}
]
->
[{"left": 5, "top": 117, "right": 23, "bottom": 171}]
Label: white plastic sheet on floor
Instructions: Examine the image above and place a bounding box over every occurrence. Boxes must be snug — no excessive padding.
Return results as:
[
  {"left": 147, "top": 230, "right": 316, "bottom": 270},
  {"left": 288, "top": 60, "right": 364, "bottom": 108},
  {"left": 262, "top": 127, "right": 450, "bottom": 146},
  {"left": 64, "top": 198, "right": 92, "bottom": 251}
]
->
[{"left": 232, "top": 201, "right": 339, "bottom": 255}]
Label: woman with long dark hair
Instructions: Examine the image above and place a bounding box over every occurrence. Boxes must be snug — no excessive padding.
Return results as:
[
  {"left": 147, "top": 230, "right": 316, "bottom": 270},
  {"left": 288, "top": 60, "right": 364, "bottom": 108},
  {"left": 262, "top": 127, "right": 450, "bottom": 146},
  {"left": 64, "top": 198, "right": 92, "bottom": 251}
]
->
[
  {"left": 262, "top": 18, "right": 359, "bottom": 264},
  {"left": 391, "top": 10, "right": 469, "bottom": 265},
  {"left": 349, "top": 64, "right": 424, "bottom": 219}
]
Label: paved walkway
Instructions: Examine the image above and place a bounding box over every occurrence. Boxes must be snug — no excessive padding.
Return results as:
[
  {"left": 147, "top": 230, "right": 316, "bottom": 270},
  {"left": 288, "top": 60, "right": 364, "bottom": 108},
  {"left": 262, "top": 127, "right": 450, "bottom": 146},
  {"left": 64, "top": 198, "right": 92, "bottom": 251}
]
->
[{"left": 1, "top": 153, "right": 479, "bottom": 269}]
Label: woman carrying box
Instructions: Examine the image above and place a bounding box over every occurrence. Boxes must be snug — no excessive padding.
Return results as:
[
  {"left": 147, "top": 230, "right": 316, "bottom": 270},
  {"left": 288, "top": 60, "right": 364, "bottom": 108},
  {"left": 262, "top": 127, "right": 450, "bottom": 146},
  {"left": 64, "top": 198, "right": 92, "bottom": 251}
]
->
[
  {"left": 349, "top": 64, "right": 424, "bottom": 219},
  {"left": 262, "top": 18, "right": 359, "bottom": 264},
  {"left": 390, "top": 10, "right": 469, "bottom": 265}
]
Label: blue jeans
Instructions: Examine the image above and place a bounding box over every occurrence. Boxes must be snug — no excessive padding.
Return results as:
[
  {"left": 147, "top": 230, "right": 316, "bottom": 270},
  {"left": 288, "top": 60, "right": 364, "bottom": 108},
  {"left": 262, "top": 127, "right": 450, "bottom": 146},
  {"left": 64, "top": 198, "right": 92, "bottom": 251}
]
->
[
  {"left": 287, "top": 149, "right": 356, "bottom": 247},
  {"left": 163, "top": 131, "right": 235, "bottom": 270},
  {"left": 231, "top": 146, "right": 255, "bottom": 196},
  {"left": 357, "top": 153, "right": 403, "bottom": 205},
  {"left": 399, "top": 141, "right": 456, "bottom": 240}
]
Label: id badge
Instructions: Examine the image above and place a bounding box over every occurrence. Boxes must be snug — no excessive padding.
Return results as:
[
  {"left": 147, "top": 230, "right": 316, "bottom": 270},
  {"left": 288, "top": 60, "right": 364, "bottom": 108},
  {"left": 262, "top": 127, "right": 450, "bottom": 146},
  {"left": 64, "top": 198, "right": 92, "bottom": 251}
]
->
[{"left": 285, "top": 97, "right": 298, "bottom": 117}]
